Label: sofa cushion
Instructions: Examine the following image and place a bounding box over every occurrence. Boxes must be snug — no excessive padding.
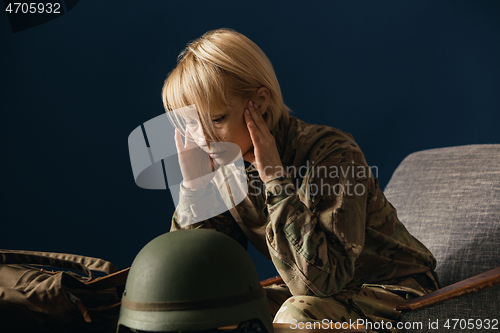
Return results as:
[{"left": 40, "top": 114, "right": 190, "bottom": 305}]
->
[{"left": 384, "top": 144, "right": 500, "bottom": 287}]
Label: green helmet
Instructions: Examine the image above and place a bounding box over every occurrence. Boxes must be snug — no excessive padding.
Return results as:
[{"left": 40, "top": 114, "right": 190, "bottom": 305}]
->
[{"left": 117, "top": 229, "right": 273, "bottom": 333}]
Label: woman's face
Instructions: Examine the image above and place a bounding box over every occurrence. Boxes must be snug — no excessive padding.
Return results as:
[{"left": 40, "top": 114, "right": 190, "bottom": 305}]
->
[{"left": 187, "top": 96, "right": 253, "bottom": 165}]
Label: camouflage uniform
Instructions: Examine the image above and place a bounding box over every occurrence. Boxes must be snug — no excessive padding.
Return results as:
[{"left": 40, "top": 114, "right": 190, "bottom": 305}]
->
[{"left": 171, "top": 116, "right": 438, "bottom": 332}]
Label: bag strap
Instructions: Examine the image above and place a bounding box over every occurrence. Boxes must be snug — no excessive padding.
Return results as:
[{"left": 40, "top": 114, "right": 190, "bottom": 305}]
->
[
  {"left": 86, "top": 267, "right": 130, "bottom": 290},
  {"left": 0, "top": 250, "right": 119, "bottom": 281}
]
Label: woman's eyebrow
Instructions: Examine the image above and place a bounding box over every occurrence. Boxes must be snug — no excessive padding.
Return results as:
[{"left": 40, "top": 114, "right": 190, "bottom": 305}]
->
[{"left": 210, "top": 112, "right": 225, "bottom": 118}]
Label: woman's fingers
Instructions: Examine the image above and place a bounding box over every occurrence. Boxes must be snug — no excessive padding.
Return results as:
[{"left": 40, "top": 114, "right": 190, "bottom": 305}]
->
[
  {"left": 244, "top": 100, "right": 284, "bottom": 183},
  {"left": 174, "top": 128, "right": 185, "bottom": 152},
  {"left": 174, "top": 127, "right": 196, "bottom": 151},
  {"left": 244, "top": 108, "right": 262, "bottom": 144},
  {"left": 184, "top": 129, "right": 197, "bottom": 149},
  {"left": 247, "top": 100, "right": 269, "bottom": 136}
]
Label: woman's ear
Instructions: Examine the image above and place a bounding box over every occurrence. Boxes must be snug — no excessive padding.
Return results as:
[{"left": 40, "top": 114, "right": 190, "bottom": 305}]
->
[{"left": 252, "top": 87, "right": 271, "bottom": 115}]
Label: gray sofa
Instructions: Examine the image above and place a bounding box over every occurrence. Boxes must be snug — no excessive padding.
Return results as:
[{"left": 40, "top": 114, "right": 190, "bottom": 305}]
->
[{"left": 384, "top": 144, "right": 500, "bottom": 332}]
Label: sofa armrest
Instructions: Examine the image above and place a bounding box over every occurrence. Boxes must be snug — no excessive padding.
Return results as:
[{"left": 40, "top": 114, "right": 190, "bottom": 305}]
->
[{"left": 397, "top": 266, "right": 500, "bottom": 311}]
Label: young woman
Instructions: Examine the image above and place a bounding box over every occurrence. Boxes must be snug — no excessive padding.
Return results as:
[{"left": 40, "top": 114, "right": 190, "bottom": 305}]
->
[{"left": 162, "top": 28, "right": 438, "bottom": 329}]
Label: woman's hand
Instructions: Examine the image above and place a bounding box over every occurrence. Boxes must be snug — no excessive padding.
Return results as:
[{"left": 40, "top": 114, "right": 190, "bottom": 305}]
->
[
  {"left": 243, "top": 101, "right": 285, "bottom": 183},
  {"left": 174, "top": 128, "right": 217, "bottom": 190}
]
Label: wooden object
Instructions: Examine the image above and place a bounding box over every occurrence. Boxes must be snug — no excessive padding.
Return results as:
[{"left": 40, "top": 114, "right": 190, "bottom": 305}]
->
[{"left": 397, "top": 266, "right": 500, "bottom": 311}]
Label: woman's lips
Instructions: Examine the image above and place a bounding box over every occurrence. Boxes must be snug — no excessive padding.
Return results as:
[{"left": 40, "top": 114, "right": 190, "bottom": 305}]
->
[{"left": 209, "top": 151, "right": 226, "bottom": 159}]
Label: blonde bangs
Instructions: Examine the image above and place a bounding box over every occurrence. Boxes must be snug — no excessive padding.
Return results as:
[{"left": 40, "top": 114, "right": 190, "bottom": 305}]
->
[
  {"left": 162, "top": 28, "right": 290, "bottom": 141},
  {"left": 162, "top": 53, "right": 231, "bottom": 141}
]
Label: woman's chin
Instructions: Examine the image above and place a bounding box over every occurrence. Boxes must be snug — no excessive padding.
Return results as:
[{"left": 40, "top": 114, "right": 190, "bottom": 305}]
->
[{"left": 214, "top": 155, "right": 232, "bottom": 166}]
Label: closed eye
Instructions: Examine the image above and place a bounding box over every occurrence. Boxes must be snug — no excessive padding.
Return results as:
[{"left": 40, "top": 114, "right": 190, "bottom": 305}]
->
[{"left": 211, "top": 115, "right": 225, "bottom": 124}]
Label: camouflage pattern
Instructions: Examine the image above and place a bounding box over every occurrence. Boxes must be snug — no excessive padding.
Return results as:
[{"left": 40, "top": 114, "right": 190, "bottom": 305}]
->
[
  {"left": 269, "top": 272, "right": 433, "bottom": 332},
  {"left": 171, "top": 115, "right": 439, "bottom": 328}
]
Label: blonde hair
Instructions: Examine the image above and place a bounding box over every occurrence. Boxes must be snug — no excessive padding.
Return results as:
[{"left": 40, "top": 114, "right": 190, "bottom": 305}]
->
[{"left": 162, "top": 28, "right": 289, "bottom": 141}]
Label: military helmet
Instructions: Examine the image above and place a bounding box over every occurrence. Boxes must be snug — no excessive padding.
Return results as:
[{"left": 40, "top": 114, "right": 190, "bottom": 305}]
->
[{"left": 117, "top": 229, "right": 273, "bottom": 333}]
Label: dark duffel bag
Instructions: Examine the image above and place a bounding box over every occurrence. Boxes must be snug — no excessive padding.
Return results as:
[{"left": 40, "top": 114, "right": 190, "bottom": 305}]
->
[{"left": 0, "top": 250, "right": 129, "bottom": 332}]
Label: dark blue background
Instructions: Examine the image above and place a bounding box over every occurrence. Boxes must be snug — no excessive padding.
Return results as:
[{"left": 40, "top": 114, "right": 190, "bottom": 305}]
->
[{"left": 1, "top": 1, "right": 499, "bottom": 279}]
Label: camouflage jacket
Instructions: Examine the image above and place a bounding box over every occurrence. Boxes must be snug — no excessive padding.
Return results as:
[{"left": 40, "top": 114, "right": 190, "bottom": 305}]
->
[{"left": 171, "top": 116, "right": 437, "bottom": 297}]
